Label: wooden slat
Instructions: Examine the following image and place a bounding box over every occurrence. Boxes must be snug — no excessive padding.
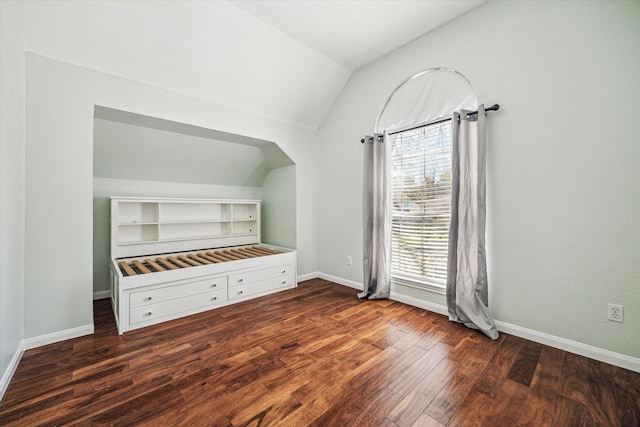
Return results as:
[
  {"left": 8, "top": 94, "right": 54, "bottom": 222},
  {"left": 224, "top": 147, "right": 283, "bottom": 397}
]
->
[
  {"left": 156, "top": 258, "right": 179, "bottom": 270},
  {"left": 119, "top": 261, "right": 137, "bottom": 277},
  {"left": 116, "top": 247, "right": 278, "bottom": 278},
  {"left": 220, "top": 251, "right": 243, "bottom": 260},
  {"left": 205, "top": 251, "right": 236, "bottom": 262},
  {"left": 231, "top": 248, "right": 261, "bottom": 258},
  {"left": 132, "top": 260, "right": 151, "bottom": 274},
  {"left": 224, "top": 249, "right": 252, "bottom": 259},
  {"left": 241, "top": 248, "right": 270, "bottom": 257},
  {"left": 144, "top": 259, "right": 166, "bottom": 272},
  {"left": 188, "top": 254, "right": 213, "bottom": 265},
  {"left": 167, "top": 256, "right": 191, "bottom": 268},
  {"left": 204, "top": 252, "right": 231, "bottom": 263},
  {"left": 196, "top": 253, "right": 221, "bottom": 263},
  {"left": 245, "top": 247, "right": 271, "bottom": 255},
  {"left": 251, "top": 246, "right": 279, "bottom": 255},
  {"left": 177, "top": 255, "right": 202, "bottom": 267}
]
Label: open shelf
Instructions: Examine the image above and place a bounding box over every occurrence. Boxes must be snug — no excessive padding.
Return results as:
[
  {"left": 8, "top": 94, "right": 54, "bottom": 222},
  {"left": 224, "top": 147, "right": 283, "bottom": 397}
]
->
[{"left": 111, "top": 197, "right": 261, "bottom": 258}]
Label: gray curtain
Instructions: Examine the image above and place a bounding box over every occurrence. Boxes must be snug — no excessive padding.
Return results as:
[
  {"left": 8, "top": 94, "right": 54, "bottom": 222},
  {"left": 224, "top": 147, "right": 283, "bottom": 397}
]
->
[
  {"left": 360, "top": 132, "right": 391, "bottom": 299},
  {"left": 446, "top": 105, "right": 499, "bottom": 339}
]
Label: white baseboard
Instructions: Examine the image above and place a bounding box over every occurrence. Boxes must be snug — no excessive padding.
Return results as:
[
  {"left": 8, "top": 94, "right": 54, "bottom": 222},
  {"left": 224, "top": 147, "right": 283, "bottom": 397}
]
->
[
  {"left": 23, "top": 324, "right": 94, "bottom": 351},
  {"left": 0, "top": 341, "right": 25, "bottom": 401},
  {"left": 390, "top": 291, "right": 448, "bottom": 316},
  {"left": 317, "top": 272, "right": 363, "bottom": 290},
  {"left": 493, "top": 320, "right": 640, "bottom": 373},
  {"left": 297, "top": 271, "right": 363, "bottom": 290},
  {"left": 297, "top": 272, "right": 320, "bottom": 283},
  {"left": 317, "top": 272, "right": 640, "bottom": 373},
  {"left": 93, "top": 290, "right": 110, "bottom": 300}
]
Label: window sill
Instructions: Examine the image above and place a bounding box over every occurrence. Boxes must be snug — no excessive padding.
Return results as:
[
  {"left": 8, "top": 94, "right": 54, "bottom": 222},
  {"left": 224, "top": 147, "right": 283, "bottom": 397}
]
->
[{"left": 391, "top": 276, "right": 445, "bottom": 295}]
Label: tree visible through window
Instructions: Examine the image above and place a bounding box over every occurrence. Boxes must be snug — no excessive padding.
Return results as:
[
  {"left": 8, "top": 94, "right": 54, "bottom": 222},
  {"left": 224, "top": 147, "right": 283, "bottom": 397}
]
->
[{"left": 390, "top": 120, "right": 452, "bottom": 290}]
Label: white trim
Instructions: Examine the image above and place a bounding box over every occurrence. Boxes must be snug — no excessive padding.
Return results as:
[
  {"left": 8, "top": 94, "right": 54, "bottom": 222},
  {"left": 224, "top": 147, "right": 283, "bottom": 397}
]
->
[
  {"left": 391, "top": 276, "right": 445, "bottom": 295},
  {"left": 297, "top": 271, "right": 364, "bottom": 291},
  {"left": 22, "top": 324, "right": 94, "bottom": 351},
  {"left": 317, "top": 272, "right": 363, "bottom": 290},
  {"left": 0, "top": 341, "right": 25, "bottom": 401},
  {"left": 93, "top": 290, "right": 110, "bottom": 300},
  {"left": 389, "top": 290, "right": 640, "bottom": 373},
  {"left": 390, "top": 291, "right": 448, "bottom": 316},
  {"left": 297, "top": 271, "right": 319, "bottom": 283},
  {"left": 375, "top": 67, "right": 474, "bottom": 133},
  {"left": 493, "top": 320, "right": 640, "bottom": 373}
]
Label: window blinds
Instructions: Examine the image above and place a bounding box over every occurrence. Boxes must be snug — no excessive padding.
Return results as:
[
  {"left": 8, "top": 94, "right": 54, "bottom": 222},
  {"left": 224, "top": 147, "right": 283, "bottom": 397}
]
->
[{"left": 390, "top": 120, "right": 452, "bottom": 289}]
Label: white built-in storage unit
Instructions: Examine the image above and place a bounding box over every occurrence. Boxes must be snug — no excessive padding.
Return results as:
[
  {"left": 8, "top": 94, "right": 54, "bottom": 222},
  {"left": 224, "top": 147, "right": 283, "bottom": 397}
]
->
[
  {"left": 112, "top": 198, "right": 261, "bottom": 258},
  {"left": 110, "top": 197, "right": 296, "bottom": 334}
]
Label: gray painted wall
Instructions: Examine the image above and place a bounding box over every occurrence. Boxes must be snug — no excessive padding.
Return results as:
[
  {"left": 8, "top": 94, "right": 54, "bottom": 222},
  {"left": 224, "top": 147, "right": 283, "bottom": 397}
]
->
[
  {"left": 261, "top": 165, "right": 297, "bottom": 249},
  {"left": 316, "top": 0, "right": 640, "bottom": 358},
  {"left": 0, "top": 0, "right": 26, "bottom": 387}
]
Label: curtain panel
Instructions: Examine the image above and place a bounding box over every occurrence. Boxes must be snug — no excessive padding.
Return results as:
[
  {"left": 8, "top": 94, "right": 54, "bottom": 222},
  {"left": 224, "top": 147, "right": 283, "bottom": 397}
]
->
[
  {"left": 446, "top": 105, "right": 499, "bottom": 340},
  {"left": 361, "top": 132, "right": 391, "bottom": 299}
]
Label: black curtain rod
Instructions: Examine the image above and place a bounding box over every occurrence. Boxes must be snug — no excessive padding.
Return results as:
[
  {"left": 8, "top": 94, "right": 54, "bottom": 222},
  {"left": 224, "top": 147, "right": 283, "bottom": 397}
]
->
[{"left": 361, "top": 104, "right": 500, "bottom": 143}]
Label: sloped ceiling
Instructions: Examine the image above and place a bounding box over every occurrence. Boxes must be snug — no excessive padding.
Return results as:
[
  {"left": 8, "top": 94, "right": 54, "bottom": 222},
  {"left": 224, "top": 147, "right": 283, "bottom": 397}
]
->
[
  {"left": 21, "top": 0, "right": 485, "bottom": 131},
  {"left": 94, "top": 107, "right": 294, "bottom": 187},
  {"left": 232, "top": 1, "right": 486, "bottom": 70}
]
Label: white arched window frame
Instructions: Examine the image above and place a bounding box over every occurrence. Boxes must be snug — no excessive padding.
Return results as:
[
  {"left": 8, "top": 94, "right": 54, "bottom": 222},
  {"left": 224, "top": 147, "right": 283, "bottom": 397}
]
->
[
  {"left": 364, "top": 67, "right": 499, "bottom": 339},
  {"left": 377, "top": 68, "right": 476, "bottom": 294}
]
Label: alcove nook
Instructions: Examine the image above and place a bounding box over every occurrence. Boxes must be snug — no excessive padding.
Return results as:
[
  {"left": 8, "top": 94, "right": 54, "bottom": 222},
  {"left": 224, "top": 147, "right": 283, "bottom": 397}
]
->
[{"left": 92, "top": 106, "right": 296, "bottom": 297}]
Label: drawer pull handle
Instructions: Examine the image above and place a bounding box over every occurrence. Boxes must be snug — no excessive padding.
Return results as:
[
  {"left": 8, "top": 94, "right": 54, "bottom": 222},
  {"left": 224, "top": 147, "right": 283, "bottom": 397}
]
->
[
  {"left": 211, "top": 296, "right": 217, "bottom": 301},
  {"left": 282, "top": 280, "right": 287, "bottom": 284},
  {"left": 238, "top": 278, "right": 244, "bottom": 283},
  {"left": 147, "top": 296, "right": 152, "bottom": 301},
  {"left": 282, "top": 270, "right": 286, "bottom": 274},
  {"left": 146, "top": 311, "right": 152, "bottom": 316},
  {"left": 238, "top": 290, "right": 244, "bottom": 294},
  {"left": 210, "top": 284, "right": 217, "bottom": 288}
]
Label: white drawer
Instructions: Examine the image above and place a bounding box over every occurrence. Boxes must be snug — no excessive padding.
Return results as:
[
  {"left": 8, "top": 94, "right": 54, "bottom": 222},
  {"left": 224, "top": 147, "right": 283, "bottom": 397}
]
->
[
  {"left": 228, "top": 265, "right": 293, "bottom": 288},
  {"left": 229, "top": 275, "right": 295, "bottom": 300},
  {"left": 130, "top": 288, "right": 228, "bottom": 324},
  {"left": 130, "top": 276, "right": 227, "bottom": 308}
]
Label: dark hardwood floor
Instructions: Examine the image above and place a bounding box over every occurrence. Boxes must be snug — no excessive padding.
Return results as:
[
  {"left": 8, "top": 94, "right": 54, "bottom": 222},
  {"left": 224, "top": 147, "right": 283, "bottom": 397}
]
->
[{"left": 1, "top": 279, "right": 638, "bottom": 426}]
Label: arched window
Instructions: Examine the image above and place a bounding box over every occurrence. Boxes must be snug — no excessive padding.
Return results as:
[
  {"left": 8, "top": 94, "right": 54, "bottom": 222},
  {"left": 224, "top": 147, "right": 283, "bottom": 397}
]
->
[
  {"left": 378, "top": 69, "right": 475, "bottom": 293},
  {"left": 362, "top": 68, "right": 499, "bottom": 339}
]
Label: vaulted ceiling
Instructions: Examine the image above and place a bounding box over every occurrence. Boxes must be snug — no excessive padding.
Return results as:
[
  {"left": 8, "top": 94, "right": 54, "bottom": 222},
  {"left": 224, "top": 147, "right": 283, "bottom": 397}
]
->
[{"left": 20, "top": 0, "right": 485, "bottom": 131}]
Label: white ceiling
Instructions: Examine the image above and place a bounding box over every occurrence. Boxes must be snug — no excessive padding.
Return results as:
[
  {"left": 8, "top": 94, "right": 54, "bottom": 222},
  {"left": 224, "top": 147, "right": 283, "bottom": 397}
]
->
[
  {"left": 20, "top": 0, "right": 485, "bottom": 131},
  {"left": 232, "top": 1, "right": 486, "bottom": 70}
]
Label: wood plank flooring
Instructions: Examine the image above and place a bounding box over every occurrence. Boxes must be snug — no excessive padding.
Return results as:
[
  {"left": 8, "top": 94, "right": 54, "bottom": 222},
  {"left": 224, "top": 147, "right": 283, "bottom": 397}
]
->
[{"left": 1, "top": 279, "right": 638, "bottom": 426}]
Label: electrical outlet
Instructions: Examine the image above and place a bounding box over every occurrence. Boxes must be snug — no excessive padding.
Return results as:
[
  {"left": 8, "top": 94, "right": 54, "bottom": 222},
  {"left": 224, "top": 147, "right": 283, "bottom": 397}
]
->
[
  {"left": 347, "top": 256, "right": 352, "bottom": 265},
  {"left": 607, "top": 303, "right": 623, "bottom": 323}
]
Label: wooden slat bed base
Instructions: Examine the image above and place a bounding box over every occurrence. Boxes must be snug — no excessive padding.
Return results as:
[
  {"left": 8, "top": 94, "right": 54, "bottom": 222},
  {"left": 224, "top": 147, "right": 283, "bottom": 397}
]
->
[
  {"left": 118, "top": 261, "right": 137, "bottom": 277},
  {"left": 117, "top": 246, "right": 281, "bottom": 277},
  {"left": 157, "top": 258, "right": 179, "bottom": 271},
  {"left": 167, "top": 256, "right": 191, "bottom": 268},
  {"left": 145, "top": 259, "right": 166, "bottom": 272},
  {"left": 132, "top": 260, "right": 151, "bottom": 274}
]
